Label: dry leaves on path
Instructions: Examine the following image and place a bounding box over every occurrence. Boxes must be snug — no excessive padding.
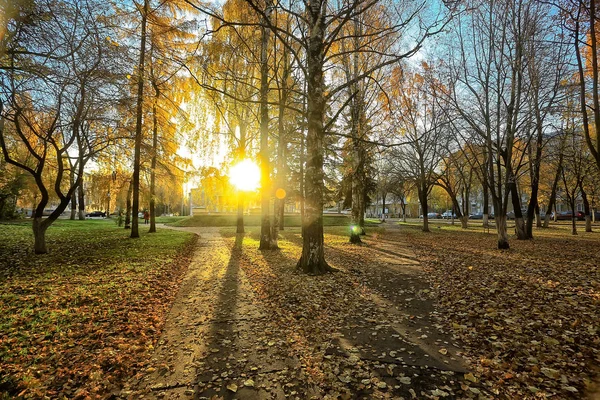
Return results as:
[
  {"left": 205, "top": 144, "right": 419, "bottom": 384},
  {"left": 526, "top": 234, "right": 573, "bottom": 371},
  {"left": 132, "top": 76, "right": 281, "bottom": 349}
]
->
[{"left": 401, "top": 225, "right": 600, "bottom": 398}]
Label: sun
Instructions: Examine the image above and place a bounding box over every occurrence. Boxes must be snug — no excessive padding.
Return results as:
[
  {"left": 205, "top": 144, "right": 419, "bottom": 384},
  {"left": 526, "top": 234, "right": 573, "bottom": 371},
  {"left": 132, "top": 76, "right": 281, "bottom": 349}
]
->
[{"left": 229, "top": 159, "right": 261, "bottom": 191}]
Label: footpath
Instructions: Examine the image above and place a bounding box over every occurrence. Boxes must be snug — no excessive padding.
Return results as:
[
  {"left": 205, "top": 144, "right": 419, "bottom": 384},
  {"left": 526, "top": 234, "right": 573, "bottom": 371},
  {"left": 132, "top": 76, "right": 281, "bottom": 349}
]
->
[{"left": 121, "top": 225, "right": 473, "bottom": 399}]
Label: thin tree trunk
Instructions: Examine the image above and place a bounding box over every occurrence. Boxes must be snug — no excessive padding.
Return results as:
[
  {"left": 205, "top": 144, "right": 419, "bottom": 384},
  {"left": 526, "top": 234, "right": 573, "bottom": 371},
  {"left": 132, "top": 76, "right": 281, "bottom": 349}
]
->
[
  {"left": 543, "top": 162, "right": 562, "bottom": 228},
  {"left": 149, "top": 99, "right": 158, "bottom": 233},
  {"left": 535, "top": 204, "right": 542, "bottom": 228},
  {"left": 78, "top": 184, "right": 85, "bottom": 220},
  {"left": 509, "top": 175, "right": 527, "bottom": 240},
  {"left": 581, "top": 185, "right": 592, "bottom": 232},
  {"left": 70, "top": 169, "right": 77, "bottom": 220},
  {"left": 482, "top": 182, "right": 489, "bottom": 228},
  {"left": 420, "top": 188, "right": 429, "bottom": 232},
  {"left": 350, "top": 148, "right": 362, "bottom": 244},
  {"left": 259, "top": 2, "right": 275, "bottom": 250},
  {"left": 131, "top": 0, "right": 149, "bottom": 239},
  {"left": 237, "top": 192, "right": 244, "bottom": 234},
  {"left": 125, "top": 179, "right": 133, "bottom": 229}
]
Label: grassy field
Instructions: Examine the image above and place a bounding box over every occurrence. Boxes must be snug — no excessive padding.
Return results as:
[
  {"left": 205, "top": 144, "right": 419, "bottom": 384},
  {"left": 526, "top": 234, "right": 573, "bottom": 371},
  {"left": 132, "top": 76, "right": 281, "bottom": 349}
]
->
[
  {"left": 0, "top": 219, "right": 195, "bottom": 398},
  {"left": 170, "top": 214, "right": 377, "bottom": 227}
]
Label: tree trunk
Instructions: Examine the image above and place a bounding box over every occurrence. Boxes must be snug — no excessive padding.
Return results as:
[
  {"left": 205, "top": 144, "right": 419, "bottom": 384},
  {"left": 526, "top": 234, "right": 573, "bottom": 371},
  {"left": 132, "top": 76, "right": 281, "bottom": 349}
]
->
[
  {"left": 131, "top": 0, "right": 148, "bottom": 239},
  {"left": 570, "top": 200, "right": 577, "bottom": 235},
  {"left": 259, "top": 2, "right": 275, "bottom": 250},
  {"left": 495, "top": 214, "right": 510, "bottom": 249},
  {"left": 401, "top": 201, "right": 406, "bottom": 222},
  {"left": 297, "top": 2, "right": 332, "bottom": 274},
  {"left": 149, "top": 100, "right": 158, "bottom": 234},
  {"left": 509, "top": 177, "right": 527, "bottom": 240},
  {"left": 279, "top": 198, "right": 284, "bottom": 230},
  {"left": 237, "top": 192, "right": 244, "bottom": 234},
  {"left": 419, "top": 189, "right": 429, "bottom": 232},
  {"left": 543, "top": 167, "right": 561, "bottom": 228},
  {"left": 581, "top": 185, "right": 592, "bottom": 232},
  {"left": 381, "top": 193, "right": 386, "bottom": 223},
  {"left": 125, "top": 179, "right": 133, "bottom": 229},
  {"left": 32, "top": 217, "right": 49, "bottom": 254},
  {"left": 460, "top": 215, "right": 468, "bottom": 229},
  {"left": 277, "top": 38, "right": 289, "bottom": 233},
  {"left": 350, "top": 150, "right": 362, "bottom": 244},
  {"left": 482, "top": 184, "right": 489, "bottom": 228},
  {"left": 349, "top": 138, "right": 365, "bottom": 243},
  {"left": 78, "top": 184, "right": 85, "bottom": 220},
  {"left": 535, "top": 204, "right": 542, "bottom": 228},
  {"left": 70, "top": 188, "right": 77, "bottom": 220}
]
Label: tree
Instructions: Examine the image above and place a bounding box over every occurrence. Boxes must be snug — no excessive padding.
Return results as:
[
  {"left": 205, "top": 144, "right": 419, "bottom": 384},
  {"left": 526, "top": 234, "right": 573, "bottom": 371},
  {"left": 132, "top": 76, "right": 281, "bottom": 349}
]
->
[
  {"left": 443, "top": 0, "right": 543, "bottom": 248},
  {"left": 388, "top": 67, "right": 448, "bottom": 233},
  {"left": 0, "top": 0, "right": 123, "bottom": 253}
]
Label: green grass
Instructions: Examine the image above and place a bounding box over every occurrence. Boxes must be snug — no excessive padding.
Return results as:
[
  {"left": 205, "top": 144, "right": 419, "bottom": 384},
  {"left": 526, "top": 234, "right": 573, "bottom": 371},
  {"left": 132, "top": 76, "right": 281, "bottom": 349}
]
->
[
  {"left": 154, "top": 215, "right": 187, "bottom": 224},
  {"left": 171, "top": 214, "right": 381, "bottom": 227},
  {"left": 0, "top": 219, "right": 195, "bottom": 398}
]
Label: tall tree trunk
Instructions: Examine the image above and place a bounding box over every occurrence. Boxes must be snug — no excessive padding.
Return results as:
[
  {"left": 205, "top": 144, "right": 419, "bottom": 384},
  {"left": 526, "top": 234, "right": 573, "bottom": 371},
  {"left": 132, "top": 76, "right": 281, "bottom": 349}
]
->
[
  {"left": 401, "top": 199, "right": 406, "bottom": 222},
  {"left": 237, "top": 192, "right": 244, "bottom": 233},
  {"left": 78, "top": 184, "right": 85, "bottom": 220},
  {"left": 297, "top": 0, "right": 332, "bottom": 274},
  {"left": 482, "top": 180, "right": 489, "bottom": 228},
  {"left": 543, "top": 160, "right": 562, "bottom": 228},
  {"left": 350, "top": 147, "right": 362, "bottom": 244},
  {"left": 32, "top": 217, "right": 49, "bottom": 254},
  {"left": 508, "top": 174, "right": 527, "bottom": 240},
  {"left": 535, "top": 204, "right": 542, "bottom": 228},
  {"left": 70, "top": 169, "right": 77, "bottom": 220},
  {"left": 149, "top": 99, "right": 158, "bottom": 233},
  {"left": 125, "top": 179, "right": 133, "bottom": 229},
  {"left": 581, "top": 184, "right": 592, "bottom": 232},
  {"left": 381, "top": 192, "right": 386, "bottom": 223},
  {"left": 419, "top": 188, "right": 429, "bottom": 232},
  {"left": 259, "top": 2, "right": 275, "bottom": 250},
  {"left": 131, "top": 0, "right": 148, "bottom": 239},
  {"left": 570, "top": 199, "right": 577, "bottom": 235},
  {"left": 276, "top": 37, "right": 289, "bottom": 233}
]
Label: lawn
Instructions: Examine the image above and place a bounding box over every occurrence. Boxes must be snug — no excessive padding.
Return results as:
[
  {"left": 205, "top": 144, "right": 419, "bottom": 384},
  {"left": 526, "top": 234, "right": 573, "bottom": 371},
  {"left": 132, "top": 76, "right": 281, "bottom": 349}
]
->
[
  {"left": 397, "top": 223, "right": 600, "bottom": 398},
  {"left": 0, "top": 220, "right": 196, "bottom": 399},
  {"left": 170, "top": 214, "right": 374, "bottom": 227}
]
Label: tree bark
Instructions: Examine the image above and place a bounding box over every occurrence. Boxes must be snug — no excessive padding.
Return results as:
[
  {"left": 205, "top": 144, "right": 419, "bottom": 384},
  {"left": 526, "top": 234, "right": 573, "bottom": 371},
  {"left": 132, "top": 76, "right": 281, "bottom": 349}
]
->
[
  {"left": 125, "top": 179, "right": 133, "bottom": 229},
  {"left": 149, "top": 98, "right": 158, "bottom": 233},
  {"left": 543, "top": 158, "right": 562, "bottom": 228},
  {"left": 419, "top": 188, "right": 429, "bottom": 232},
  {"left": 237, "top": 192, "right": 244, "bottom": 234},
  {"left": 131, "top": 0, "right": 149, "bottom": 239},
  {"left": 350, "top": 146, "right": 362, "bottom": 244},
  {"left": 297, "top": 0, "right": 332, "bottom": 274},
  {"left": 581, "top": 185, "right": 592, "bottom": 232},
  {"left": 508, "top": 173, "right": 527, "bottom": 240},
  {"left": 495, "top": 214, "right": 510, "bottom": 249},
  {"left": 70, "top": 169, "right": 77, "bottom": 220},
  {"left": 78, "top": 184, "right": 85, "bottom": 220},
  {"left": 32, "top": 217, "right": 49, "bottom": 254},
  {"left": 259, "top": 1, "right": 275, "bottom": 250}
]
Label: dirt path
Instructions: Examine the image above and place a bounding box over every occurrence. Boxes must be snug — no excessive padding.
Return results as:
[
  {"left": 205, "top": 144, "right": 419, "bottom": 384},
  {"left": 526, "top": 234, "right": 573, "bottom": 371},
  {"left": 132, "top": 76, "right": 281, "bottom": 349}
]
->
[{"left": 123, "top": 226, "right": 471, "bottom": 399}]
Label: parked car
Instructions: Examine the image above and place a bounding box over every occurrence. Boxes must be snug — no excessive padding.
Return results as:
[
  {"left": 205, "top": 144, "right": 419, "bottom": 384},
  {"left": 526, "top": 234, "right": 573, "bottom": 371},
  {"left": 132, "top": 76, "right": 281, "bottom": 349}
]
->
[
  {"left": 441, "top": 210, "right": 456, "bottom": 219},
  {"left": 554, "top": 210, "right": 585, "bottom": 221},
  {"left": 419, "top": 212, "right": 441, "bottom": 219},
  {"left": 86, "top": 210, "right": 106, "bottom": 218},
  {"left": 469, "top": 213, "right": 483, "bottom": 219}
]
